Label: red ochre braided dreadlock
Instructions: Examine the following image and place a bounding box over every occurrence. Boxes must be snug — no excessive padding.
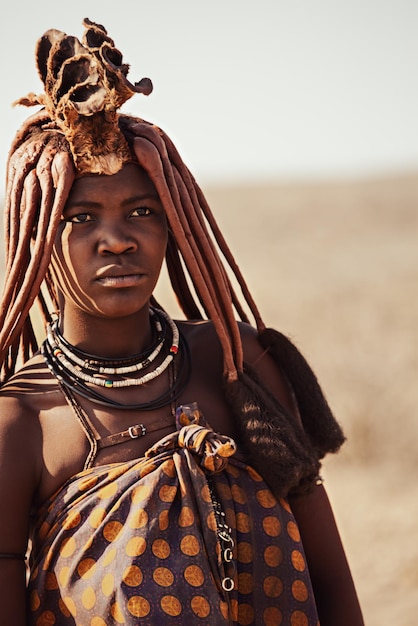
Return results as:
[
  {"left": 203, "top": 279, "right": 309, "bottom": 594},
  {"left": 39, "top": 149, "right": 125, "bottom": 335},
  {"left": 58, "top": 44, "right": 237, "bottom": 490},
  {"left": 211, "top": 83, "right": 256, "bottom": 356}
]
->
[{"left": 0, "top": 19, "right": 346, "bottom": 497}]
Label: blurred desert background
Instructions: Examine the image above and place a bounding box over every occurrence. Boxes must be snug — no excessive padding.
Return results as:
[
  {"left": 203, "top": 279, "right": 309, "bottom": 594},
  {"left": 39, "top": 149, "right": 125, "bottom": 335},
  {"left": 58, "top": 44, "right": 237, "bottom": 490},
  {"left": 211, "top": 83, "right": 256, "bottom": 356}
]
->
[
  {"left": 1, "top": 169, "right": 417, "bottom": 624},
  {"left": 154, "top": 170, "right": 417, "bottom": 625}
]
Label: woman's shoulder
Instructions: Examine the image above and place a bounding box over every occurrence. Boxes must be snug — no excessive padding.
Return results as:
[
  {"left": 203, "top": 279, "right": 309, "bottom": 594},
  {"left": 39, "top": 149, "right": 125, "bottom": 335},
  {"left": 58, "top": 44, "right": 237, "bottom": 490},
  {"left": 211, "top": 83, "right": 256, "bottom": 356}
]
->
[
  {"left": 177, "top": 317, "right": 261, "bottom": 346},
  {"left": 176, "top": 316, "right": 281, "bottom": 366},
  {"left": 0, "top": 353, "right": 58, "bottom": 422},
  {"left": 176, "top": 318, "right": 265, "bottom": 365},
  {"left": 176, "top": 318, "right": 298, "bottom": 417}
]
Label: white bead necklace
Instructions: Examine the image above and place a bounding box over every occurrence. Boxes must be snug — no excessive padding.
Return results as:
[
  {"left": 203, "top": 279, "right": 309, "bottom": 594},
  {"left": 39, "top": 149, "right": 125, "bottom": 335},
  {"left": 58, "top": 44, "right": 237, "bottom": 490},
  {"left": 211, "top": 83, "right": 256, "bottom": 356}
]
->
[{"left": 45, "top": 308, "right": 180, "bottom": 389}]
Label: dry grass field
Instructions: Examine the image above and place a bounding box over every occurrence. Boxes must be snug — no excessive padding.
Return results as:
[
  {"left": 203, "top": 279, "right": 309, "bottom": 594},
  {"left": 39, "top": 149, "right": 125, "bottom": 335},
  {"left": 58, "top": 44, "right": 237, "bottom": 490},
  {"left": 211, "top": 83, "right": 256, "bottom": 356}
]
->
[{"left": 1, "top": 170, "right": 417, "bottom": 623}]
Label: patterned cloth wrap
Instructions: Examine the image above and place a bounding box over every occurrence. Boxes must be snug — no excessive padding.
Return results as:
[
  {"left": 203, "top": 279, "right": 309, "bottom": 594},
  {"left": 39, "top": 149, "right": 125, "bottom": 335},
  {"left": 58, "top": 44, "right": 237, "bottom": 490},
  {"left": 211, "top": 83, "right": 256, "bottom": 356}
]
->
[{"left": 28, "top": 403, "right": 320, "bottom": 625}]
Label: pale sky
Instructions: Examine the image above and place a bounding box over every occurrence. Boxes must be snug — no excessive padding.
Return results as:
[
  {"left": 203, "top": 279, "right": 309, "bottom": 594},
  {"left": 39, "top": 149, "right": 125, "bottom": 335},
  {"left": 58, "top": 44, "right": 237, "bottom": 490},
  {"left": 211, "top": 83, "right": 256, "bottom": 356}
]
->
[{"left": 1, "top": 0, "right": 417, "bottom": 185}]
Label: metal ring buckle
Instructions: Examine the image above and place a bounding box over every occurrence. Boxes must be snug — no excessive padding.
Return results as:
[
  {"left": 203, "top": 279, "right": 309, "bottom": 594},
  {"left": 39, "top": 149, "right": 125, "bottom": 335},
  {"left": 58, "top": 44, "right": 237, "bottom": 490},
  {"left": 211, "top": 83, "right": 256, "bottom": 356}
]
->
[
  {"left": 223, "top": 547, "right": 234, "bottom": 563},
  {"left": 221, "top": 577, "right": 235, "bottom": 592}
]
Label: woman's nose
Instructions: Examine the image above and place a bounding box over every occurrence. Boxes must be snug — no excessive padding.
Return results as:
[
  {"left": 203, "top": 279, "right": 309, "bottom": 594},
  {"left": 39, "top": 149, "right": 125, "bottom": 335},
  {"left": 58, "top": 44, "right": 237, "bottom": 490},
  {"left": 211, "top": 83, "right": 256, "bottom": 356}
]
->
[{"left": 97, "top": 223, "right": 137, "bottom": 255}]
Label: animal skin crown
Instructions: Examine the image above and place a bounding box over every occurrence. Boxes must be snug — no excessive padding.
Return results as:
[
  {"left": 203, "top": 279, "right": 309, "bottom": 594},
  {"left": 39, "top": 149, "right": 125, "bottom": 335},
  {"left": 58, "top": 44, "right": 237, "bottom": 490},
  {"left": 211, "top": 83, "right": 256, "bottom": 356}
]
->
[{"left": 15, "top": 18, "right": 153, "bottom": 175}]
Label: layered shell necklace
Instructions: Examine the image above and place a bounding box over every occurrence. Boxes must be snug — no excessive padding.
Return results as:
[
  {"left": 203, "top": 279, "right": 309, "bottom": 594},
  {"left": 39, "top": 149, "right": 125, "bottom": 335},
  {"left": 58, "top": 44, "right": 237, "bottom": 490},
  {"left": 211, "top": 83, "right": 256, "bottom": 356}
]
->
[{"left": 42, "top": 307, "right": 190, "bottom": 410}]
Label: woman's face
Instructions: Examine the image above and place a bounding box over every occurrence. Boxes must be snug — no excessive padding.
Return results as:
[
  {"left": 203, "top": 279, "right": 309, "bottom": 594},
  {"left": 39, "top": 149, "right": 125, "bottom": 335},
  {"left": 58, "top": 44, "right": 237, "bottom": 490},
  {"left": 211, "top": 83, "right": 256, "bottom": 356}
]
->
[{"left": 51, "top": 163, "right": 168, "bottom": 322}]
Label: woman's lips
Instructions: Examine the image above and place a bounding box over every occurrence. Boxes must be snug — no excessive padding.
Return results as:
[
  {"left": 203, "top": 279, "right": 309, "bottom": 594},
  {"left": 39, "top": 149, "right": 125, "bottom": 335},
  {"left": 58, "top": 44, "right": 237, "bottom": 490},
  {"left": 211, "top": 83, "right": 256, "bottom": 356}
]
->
[{"left": 96, "top": 274, "right": 144, "bottom": 288}]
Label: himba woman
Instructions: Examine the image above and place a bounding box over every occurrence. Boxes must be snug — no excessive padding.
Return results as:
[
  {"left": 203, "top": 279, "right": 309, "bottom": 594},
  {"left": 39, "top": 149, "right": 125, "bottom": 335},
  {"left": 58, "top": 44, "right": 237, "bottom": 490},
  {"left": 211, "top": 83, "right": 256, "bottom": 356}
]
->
[{"left": 0, "top": 18, "right": 364, "bottom": 626}]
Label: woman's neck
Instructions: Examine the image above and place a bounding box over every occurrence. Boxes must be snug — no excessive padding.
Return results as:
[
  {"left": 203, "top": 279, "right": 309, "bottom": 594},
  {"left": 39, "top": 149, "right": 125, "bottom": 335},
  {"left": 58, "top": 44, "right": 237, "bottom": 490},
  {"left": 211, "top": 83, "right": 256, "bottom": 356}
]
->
[{"left": 58, "top": 307, "right": 154, "bottom": 359}]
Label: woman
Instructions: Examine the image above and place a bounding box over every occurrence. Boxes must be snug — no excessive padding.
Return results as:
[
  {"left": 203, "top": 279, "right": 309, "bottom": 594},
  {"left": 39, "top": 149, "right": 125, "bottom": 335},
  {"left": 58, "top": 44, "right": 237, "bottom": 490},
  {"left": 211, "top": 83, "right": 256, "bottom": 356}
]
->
[{"left": 0, "top": 19, "right": 364, "bottom": 625}]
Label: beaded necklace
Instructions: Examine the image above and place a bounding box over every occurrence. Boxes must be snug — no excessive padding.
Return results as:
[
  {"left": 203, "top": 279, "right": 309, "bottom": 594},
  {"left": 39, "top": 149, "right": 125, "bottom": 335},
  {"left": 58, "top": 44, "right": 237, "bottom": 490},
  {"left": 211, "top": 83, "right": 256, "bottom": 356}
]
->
[
  {"left": 51, "top": 307, "right": 166, "bottom": 373},
  {"left": 42, "top": 307, "right": 191, "bottom": 411},
  {"left": 44, "top": 308, "right": 179, "bottom": 389}
]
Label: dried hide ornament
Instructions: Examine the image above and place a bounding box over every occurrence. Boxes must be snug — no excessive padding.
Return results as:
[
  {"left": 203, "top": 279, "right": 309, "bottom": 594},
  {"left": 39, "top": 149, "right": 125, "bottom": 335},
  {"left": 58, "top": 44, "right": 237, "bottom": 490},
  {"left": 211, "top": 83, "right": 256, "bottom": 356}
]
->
[{"left": 14, "top": 17, "right": 152, "bottom": 174}]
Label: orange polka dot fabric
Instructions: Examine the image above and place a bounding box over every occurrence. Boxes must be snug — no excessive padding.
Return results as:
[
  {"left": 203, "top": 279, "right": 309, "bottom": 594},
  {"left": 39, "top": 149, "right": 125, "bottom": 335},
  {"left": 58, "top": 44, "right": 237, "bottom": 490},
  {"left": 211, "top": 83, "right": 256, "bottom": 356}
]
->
[{"left": 28, "top": 404, "right": 319, "bottom": 625}]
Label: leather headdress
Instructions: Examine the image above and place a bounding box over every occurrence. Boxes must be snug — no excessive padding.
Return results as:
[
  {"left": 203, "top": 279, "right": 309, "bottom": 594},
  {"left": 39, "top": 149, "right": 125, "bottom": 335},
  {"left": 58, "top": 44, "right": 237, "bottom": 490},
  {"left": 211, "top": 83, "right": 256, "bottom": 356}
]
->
[{"left": 15, "top": 18, "right": 153, "bottom": 174}]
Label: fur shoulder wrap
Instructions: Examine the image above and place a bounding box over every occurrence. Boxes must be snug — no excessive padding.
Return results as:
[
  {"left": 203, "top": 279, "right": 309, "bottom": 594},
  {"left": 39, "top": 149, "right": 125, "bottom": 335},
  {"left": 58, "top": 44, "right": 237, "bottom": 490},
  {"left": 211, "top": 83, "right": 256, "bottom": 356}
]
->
[{"left": 223, "top": 327, "right": 346, "bottom": 498}]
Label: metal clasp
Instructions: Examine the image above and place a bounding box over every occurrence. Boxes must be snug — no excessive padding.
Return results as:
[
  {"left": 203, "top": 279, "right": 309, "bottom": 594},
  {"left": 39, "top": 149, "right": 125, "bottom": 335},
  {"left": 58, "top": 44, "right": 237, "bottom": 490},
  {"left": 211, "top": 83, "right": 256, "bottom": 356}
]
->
[{"left": 129, "top": 424, "right": 146, "bottom": 438}]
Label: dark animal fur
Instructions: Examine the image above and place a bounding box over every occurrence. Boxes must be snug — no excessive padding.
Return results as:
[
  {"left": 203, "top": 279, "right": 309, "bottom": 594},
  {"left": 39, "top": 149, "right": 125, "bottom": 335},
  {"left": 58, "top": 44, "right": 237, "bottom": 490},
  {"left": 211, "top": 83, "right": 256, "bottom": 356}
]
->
[{"left": 224, "top": 328, "right": 345, "bottom": 499}]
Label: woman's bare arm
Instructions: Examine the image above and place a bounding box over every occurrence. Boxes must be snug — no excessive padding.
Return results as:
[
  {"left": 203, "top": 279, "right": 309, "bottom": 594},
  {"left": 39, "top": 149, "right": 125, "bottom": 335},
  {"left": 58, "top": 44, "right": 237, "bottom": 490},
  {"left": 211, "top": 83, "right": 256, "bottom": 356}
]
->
[
  {"left": 0, "top": 560, "right": 28, "bottom": 625},
  {"left": 0, "top": 394, "right": 42, "bottom": 625},
  {"left": 289, "top": 484, "right": 364, "bottom": 625}
]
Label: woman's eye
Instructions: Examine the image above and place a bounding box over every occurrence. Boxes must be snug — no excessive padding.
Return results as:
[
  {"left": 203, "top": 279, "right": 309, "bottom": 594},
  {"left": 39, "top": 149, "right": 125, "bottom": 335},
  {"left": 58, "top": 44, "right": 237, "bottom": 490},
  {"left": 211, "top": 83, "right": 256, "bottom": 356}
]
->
[
  {"left": 131, "top": 207, "right": 151, "bottom": 217},
  {"left": 67, "top": 213, "right": 93, "bottom": 224}
]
